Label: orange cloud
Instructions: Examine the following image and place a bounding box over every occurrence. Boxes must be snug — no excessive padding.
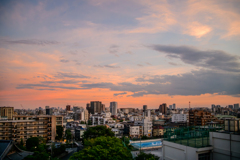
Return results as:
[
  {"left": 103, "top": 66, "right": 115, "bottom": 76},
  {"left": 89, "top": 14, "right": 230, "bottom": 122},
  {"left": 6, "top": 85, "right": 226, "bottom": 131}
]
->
[{"left": 184, "top": 21, "right": 212, "bottom": 38}]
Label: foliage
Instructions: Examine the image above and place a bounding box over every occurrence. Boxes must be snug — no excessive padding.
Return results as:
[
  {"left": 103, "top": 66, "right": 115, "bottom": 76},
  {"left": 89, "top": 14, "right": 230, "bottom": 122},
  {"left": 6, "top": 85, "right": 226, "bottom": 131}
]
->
[
  {"left": 65, "top": 129, "right": 72, "bottom": 142},
  {"left": 83, "top": 125, "right": 114, "bottom": 140},
  {"left": 135, "top": 152, "right": 159, "bottom": 160},
  {"left": 87, "top": 120, "right": 91, "bottom": 125},
  {"left": 20, "top": 138, "right": 24, "bottom": 146},
  {"left": 56, "top": 126, "right": 64, "bottom": 141},
  {"left": 26, "top": 137, "right": 39, "bottom": 151},
  {"left": 80, "top": 121, "right": 85, "bottom": 124},
  {"left": 122, "top": 137, "right": 133, "bottom": 150},
  {"left": 24, "top": 151, "right": 50, "bottom": 160},
  {"left": 53, "top": 144, "right": 66, "bottom": 157},
  {"left": 38, "top": 136, "right": 46, "bottom": 144},
  {"left": 141, "top": 136, "right": 148, "bottom": 140},
  {"left": 69, "top": 136, "right": 132, "bottom": 160}
]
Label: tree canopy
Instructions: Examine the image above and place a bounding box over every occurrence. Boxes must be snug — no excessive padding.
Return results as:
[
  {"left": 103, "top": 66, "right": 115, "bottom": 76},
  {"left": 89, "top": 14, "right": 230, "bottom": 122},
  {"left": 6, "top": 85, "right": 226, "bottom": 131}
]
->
[
  {"left": 69, "top": 136, "right": 132, "bottom": 160},
  {"left": 135, "top": 152, "right": 159, "bottom": 160},
  {"left": 83, "top": 125, "right": 114, "bottom": 139},
  {"left": 65, "top": 129, "right": 72, "bottom": 142},
  {"left": 56, "top": 126, "right": 64, "bottom": 141},
  {"left": 26, "top": 137, "right": 39, "bottom": 151}
]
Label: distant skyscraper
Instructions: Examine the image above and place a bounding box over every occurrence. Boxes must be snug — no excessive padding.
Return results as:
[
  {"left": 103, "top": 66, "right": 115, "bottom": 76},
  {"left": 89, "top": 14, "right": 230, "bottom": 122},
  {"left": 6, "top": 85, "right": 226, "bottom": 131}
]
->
[
  {"left": 110, "top": 102, "right": 118, "bottom": 116},
  {"left": 66, "top": 105, "right": 71, "bottom": 111},
  {"left": 169, "top": 105, "right": 172, "bottom": 110},
  {"left": 45, "top": 106, "right": 50, "bottom": 115},
  {"left": 234, "top": 104, "right": 239, "bottom": 109},
  {"left": 90, "top": 101, "right": 103, "bottom": 114},
  {"left": 159, "top": 103, "right": 167, "bottom": 114},
  {"left": 228, "top": 105, "right": 233, "bottom": 109},
  {"left": 173, "top": 103, "right": 176, "bottom": 109},
  {"left": 143, "top": 105, "right": 147, "bottom": 112}
]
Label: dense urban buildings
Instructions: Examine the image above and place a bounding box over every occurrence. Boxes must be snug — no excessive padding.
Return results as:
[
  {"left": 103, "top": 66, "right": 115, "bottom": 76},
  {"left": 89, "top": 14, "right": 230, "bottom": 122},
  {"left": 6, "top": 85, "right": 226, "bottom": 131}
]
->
[
  {"left": 189, "top": 109, "right": 223, "bottom": 126},
  {"left": 0, "top": 101, "right": 239, "bottom": 160}
]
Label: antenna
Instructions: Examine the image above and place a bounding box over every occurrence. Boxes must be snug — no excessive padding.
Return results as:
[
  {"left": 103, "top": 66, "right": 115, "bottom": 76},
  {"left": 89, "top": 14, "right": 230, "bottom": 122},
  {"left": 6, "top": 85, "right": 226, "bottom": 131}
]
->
[{"left": 189, "top": 101, "right": 190, "bottom": 109}]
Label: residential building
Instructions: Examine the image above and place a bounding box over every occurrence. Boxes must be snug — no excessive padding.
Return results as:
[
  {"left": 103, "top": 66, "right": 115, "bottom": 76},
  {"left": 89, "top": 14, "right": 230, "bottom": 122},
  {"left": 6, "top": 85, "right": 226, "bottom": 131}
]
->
[
  {"left": 129, "top": 126, "right": 141, "bottom": 138},
  {"left": 90, "top": 114, "right": 115, "bottom": 125},
  {"left": 234, "top": 103, "right": 239, "bottom": 110},
  {"left": 66, "top": 105, "right": 71, "bottom": 111},
  {"left": 134, "top": 118, "right": 152, "bottom": 137},
  {"left": 159, "top": 103, "right": 167, "bottom": 114},
  {"left": 89, "top": 101, "right": 104, "bottom": 114},
  {"left": 0, "top": 115, "right": 63, "bottom": 143},
  {"left": 189, "top": 109, "right": 223, "bottom": 126},
  {"left": 171, "top": 114, "right": 187, "bottom": 122},
  {"left": 152, "top": 125, "right": 164, "bottom": 137},
  {"left": 0, "top": 107, "right": 14, "bottom": 120}
]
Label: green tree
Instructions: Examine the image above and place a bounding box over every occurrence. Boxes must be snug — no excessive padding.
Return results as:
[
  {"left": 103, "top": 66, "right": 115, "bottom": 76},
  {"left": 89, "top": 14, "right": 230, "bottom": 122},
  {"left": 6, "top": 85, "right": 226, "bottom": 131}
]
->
[
  {"left": 83, "top": 125, "right": 114, "bottom": 139},
  {"left": 80, "top": 121, "right": 85, "bottom": 124},
  {"left": 135, "top": 152, "right": 159, "bottom": 160},
  {"left": 56, "top": 126, "right": 64, "bottom": 141},
  {"left": 69, "top": 136, "right": 132, "bottom": 160},
  {"left": 65, "top": 129, "right": 72, "bottom": 142},
  {"left": 26, "top": 137, "right": 39, "bottom": 151},
  {"left": 53, "top": 144, "right": 66, "bottom": 157}
]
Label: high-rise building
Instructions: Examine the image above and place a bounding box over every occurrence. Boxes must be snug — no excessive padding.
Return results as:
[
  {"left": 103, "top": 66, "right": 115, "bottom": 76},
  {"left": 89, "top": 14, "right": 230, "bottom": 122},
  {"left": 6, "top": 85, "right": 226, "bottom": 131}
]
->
[
  {"left": 159, "top": 103, "right": 167, "bottom": 114},
  {"left": 73, "top": 106, "right": 80, "bottom": 112},
  {"left": 45, "top": 106, "right": 50, "bottom": 115},
  {"left": 0, "top": 107, "right": 14, "bottom": 120},
  {"left": 169, "top": 105, "right": 172, "bottom": 110},
  {"left": 101, "top": 104, "right": 105, "bottom": 112},
  {"left": 234, "top": 103, "right": 239, "bottom": 110},
  {"left": 173, "top": 103, "right": 176, "bottom": 109},
  {"left": 110, "top": 102, "right": 118, "bottom": 116},
  {"left": 228, "top": 105, "right": 233, "bottom": 109},
  {"left": 143, "top": 105, "right": 147, "bottom": 112},
  {"left": 66, "top": 105, "right": 71, "bottom": 111},
  {"left": 90, "top": 101, "right": 103, "bottom": 114}
]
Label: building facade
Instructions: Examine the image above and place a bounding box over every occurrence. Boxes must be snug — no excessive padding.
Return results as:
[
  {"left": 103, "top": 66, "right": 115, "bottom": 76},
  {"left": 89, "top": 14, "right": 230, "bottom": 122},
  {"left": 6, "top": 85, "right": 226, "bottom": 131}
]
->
[
  {"left": 0, "top": 115, "right": 63, "bottom": 143},
  {"left": 189, "top": 109, "right": 223, "bottom": 126},
  {"left": 171, "top": 114, "right": 187, "bottom": 122},
  {"left": 0, "top": 107, "right": 14, "bottom": 120},
  {"left": 159, "top": 103, "right": 167, "bottom": 114}
]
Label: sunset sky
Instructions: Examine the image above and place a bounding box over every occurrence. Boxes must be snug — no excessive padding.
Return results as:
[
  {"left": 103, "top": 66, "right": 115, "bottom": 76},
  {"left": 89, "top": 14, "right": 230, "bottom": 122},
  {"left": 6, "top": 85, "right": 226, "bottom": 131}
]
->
[{"left": 0, "top": 0, "right": 240, "bottom": 109}]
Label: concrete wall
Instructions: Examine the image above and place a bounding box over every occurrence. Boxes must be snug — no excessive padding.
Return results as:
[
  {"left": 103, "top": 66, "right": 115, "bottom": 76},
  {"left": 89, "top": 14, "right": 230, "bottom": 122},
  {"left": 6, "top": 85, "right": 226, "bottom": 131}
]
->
[
  {"left": 163, "top": 140, "right": 213, "bottom": 160},
  {"left": 209, "top": 132, "right": 240, "bottom": 160}
]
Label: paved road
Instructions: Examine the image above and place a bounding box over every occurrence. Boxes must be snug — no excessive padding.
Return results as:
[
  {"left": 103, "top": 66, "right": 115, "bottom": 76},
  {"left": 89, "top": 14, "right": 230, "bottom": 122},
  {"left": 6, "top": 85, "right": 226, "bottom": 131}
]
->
[{"left": 60, "top": 148, "right": 78, "bottom": 160}]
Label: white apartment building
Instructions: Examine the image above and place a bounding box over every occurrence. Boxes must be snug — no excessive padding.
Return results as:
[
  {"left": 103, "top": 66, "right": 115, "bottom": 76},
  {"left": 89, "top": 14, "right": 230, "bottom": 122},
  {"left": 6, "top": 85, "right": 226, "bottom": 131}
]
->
[
  {"left": 129, "top": 126, "right": 141, "bottom": 138},
  {"left": 171, "top": 114, "right": 187, "bottom": 122},
  {"left": 129, "top": 115, "right": 143, "bottom": 121},
  {"left": 134, "top": 118, "right": 152, "bottom": 137},
  {"left": 90, "top": 114, "right": 115, "bottom": 125}
]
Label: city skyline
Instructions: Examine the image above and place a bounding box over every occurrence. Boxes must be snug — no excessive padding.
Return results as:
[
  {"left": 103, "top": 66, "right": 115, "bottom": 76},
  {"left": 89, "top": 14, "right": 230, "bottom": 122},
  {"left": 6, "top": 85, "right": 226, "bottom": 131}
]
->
[{"left": 0, "top": 0, "right": 240, "bottom": 109}]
